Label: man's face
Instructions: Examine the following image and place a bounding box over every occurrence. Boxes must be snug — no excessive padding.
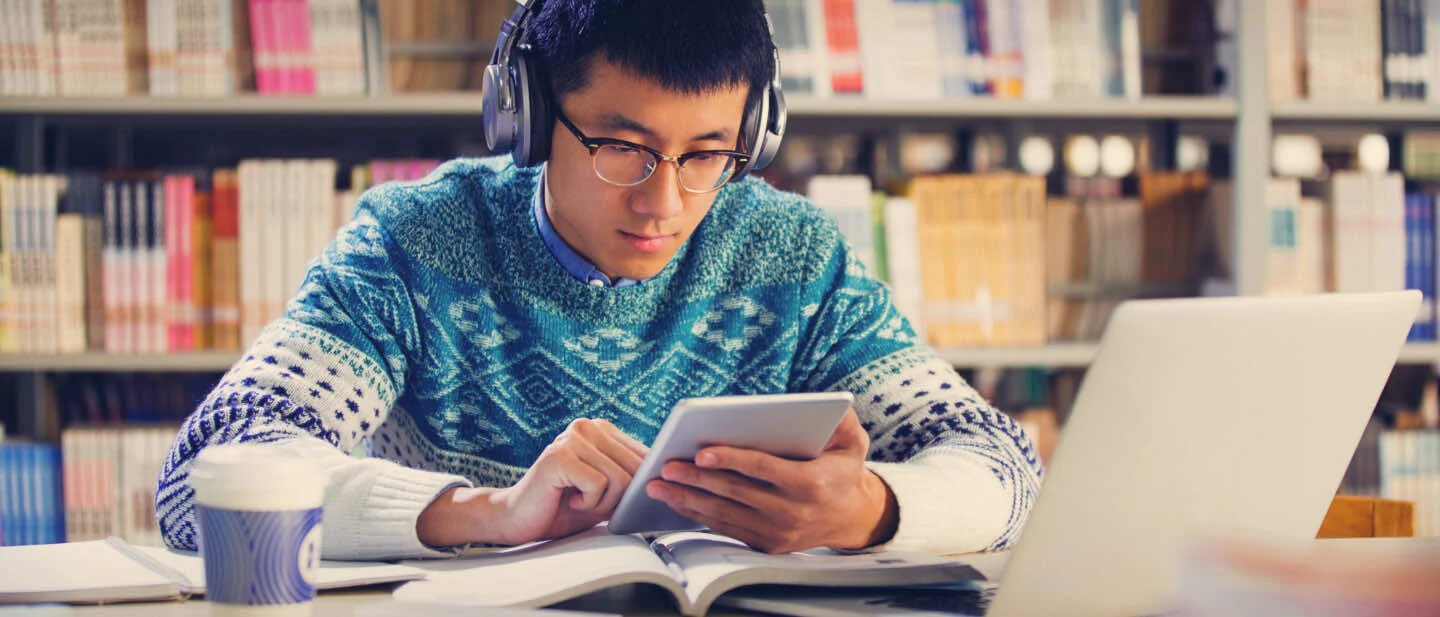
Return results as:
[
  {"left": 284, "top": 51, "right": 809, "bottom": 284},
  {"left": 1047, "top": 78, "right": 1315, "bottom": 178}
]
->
[{"left": 545, "top": 57, "right": 750, "bottom": 281}]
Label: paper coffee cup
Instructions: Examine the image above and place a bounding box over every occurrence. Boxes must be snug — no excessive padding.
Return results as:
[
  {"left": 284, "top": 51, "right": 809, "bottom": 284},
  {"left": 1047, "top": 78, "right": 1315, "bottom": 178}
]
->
[{"left": 191, "top": 443, "right": 325, "bottom": 616}]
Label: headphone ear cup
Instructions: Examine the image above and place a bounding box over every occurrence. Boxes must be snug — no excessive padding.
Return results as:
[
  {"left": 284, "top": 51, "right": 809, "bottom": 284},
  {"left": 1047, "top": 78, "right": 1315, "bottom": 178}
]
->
[
  {"left": 481, "top": 63, "right": 517, "bottom": 154},
  {"left": 512, "top": 49, "right": 553, "bottom": 167},
  {"left": 732, "top": 86, "right": 770, "bottom": 180},
  {"left": 751, "top": 82, "right": 786, "bottom": 171}
]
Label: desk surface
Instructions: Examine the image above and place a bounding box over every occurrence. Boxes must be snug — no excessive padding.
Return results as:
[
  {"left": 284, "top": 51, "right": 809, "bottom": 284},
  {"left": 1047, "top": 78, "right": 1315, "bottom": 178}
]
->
[{"left": 55, "top": 537, "right": 1440, "bottom": 617}]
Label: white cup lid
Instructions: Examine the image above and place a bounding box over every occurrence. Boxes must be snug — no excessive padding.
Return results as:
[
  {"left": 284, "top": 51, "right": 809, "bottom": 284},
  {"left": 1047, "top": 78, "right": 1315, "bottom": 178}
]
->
[{"left": 190, "top": 443, "right": 326, "bottom": 511}]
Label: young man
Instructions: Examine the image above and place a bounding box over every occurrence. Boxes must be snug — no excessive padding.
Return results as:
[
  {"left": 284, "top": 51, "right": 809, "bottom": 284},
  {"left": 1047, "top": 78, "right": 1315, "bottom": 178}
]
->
[{"left": 156, "top": 0, "right": 1042, "bottom": 560}]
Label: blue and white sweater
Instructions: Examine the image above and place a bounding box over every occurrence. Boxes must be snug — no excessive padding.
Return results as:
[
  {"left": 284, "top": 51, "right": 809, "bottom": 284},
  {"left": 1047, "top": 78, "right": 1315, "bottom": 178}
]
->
[{"left": 155, "top": 157, "right": 1042, "bottom": 560}]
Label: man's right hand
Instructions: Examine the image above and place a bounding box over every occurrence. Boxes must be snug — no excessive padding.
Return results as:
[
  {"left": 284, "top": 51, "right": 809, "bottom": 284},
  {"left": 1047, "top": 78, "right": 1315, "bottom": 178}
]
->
[{"left": 416, "top": 418, "right": 648, "bottom": 548}]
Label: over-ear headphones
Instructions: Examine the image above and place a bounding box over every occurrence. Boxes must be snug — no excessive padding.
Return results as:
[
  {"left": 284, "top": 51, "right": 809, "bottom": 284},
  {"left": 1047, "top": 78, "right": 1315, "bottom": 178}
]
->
[{"left": 480, "top": 0, "right": 787, "bottom": 181}]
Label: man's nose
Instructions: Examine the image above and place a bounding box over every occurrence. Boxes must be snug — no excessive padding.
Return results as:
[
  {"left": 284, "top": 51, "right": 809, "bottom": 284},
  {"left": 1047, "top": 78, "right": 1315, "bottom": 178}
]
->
[{"left": 631, "top": 160, "right": 686, "bottom": 219}]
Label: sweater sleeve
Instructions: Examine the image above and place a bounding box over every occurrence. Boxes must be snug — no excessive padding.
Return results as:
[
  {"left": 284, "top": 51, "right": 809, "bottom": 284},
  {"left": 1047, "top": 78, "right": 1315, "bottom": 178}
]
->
[
  {"left": 790, "top": 226, "right": 1043, "bottom": 555},
  {"left": 155, "top": 207, "right": 470, "bottom": 561}
]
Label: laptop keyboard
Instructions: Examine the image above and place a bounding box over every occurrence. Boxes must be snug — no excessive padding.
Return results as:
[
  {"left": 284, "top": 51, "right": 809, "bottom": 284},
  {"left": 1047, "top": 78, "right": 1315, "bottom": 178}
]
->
[{"left": 864, "top": 586, "right": 996, "bottom": 616}]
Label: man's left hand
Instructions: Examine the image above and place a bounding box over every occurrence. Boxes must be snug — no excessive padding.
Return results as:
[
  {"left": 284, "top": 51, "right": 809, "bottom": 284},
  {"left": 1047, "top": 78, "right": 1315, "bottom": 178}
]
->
[{"left": 644, "top": 408, "right": 899, "bottom": 553}]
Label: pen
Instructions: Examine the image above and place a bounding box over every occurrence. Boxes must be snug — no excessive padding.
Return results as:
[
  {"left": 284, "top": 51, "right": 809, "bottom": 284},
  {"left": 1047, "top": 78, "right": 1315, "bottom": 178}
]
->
[{"left": 650, "top": 541, "right": 689, "bottom": 588}]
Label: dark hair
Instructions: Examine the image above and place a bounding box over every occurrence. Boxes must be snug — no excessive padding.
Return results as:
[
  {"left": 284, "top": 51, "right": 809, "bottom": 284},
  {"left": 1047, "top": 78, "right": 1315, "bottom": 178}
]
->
[{"left": 528, "top": 0, "right": 775, "bottom": 103}]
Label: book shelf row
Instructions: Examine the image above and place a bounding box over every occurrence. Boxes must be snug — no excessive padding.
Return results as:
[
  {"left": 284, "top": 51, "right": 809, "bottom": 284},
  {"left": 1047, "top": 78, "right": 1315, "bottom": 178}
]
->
[
  {"left": 0, "top": 369, "right": 1436, "bottom": 547},
  {"left": 1, "top": 0, "right": 1212, "bottom": 102},
  {"left": 5, "top": 161, "right": 1440, "bottom": 359},
  {"left": 0, "top": 0, "right": 513, "bottom": 97},
  {"left": 0, "top": 373, "right": 216, "bottom": 547},
  {"left": 4, "top": 425, "right": 1436, "bottom": 547},
  {"left": 0, "top": 160, "right": 437, "bottom": 355},
  {"left": 1267, "top": 0, "right": 1440, "bottom": 104},
  {"left": 15, "top": 0, "right": 1440, "bottom": 111}
]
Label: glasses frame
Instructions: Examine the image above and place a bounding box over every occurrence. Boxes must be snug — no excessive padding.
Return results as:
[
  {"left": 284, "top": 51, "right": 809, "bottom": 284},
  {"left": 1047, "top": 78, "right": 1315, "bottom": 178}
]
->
[{"left": 554, "top": 108, "right": 751, "bottom": 194}]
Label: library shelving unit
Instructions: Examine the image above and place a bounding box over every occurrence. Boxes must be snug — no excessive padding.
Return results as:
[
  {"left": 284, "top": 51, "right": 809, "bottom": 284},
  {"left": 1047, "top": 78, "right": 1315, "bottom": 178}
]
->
[{"left": 3, "top": 2, "right": 1438, "bottom": 426}]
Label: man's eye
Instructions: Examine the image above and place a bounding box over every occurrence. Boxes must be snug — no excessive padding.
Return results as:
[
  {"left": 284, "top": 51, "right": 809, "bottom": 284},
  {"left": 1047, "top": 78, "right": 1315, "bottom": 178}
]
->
[
  {"left": 689, "top": 153, "right": 716, "bottom": 162},
  {"left": 610, "top": 145, "right": 641, "bottom": 155}
]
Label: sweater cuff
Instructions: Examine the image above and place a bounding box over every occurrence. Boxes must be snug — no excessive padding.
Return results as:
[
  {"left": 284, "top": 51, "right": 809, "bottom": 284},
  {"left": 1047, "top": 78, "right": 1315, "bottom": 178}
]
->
[
  {"left": 864, "top": 449, "right": 1011, "bottom": 555},
  {"left": 322, "top": 459, "right": 471, "bottom": 561}
]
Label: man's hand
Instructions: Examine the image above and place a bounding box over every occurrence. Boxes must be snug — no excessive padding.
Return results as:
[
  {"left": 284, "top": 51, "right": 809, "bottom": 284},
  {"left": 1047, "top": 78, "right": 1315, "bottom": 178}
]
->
[
  {"left": 645, "top": 408, "right": 898, "bottom": 553},
  {"left": 416, "top": 418, "right": 647, "bottom": 548}
]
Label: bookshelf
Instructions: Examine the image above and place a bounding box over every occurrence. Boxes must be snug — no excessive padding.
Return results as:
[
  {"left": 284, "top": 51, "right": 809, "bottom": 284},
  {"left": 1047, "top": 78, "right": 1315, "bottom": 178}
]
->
[
  {"left": 2, "top": 4, "right": 1431, "bottom": 371},
  {"left": 1, "top": 3, "right": 1432, "bottom": 376},
  {"left": 2, "top": 0, "right": 1438, "bottom": 550}
]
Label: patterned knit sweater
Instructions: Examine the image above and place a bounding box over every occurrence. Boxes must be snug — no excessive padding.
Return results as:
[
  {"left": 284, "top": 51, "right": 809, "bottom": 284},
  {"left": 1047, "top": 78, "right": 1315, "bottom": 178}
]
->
[{"left": 155, "top": 157, "right": 1042, "bottom": 560}]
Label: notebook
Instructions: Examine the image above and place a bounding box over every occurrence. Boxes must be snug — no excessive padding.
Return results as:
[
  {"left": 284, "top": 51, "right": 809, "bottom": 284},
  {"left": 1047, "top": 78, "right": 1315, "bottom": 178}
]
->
[{"left": 0, "top": 537, "right": 428, "bottom": 604}]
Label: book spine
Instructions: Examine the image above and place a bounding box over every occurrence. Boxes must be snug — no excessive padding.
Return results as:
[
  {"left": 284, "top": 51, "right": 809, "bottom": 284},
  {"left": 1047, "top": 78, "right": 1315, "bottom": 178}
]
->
[
  {"left": 1425, "top": 193, "right": 1437, "bottom": 339},
  {"left": 821, "top": 0, "right": 863, "bottom": 94},
  {"left": 0, "top": 445, "right": 11, "bottom": 545},
  {"left": 358, "top": 0, "right": 383, "bottom": 94},
  {"left": 147, "top": 180, "right": 165, "bottom": 353},
  {"left": 20, "top": 444, "right": 35, "bottom": 545},
  {"left": 56, "top": 208, "right": 87, "bottom": 353},
  {"left": 117, "top": 182, "right": 133, "bottom": 353},
  {"left": 1408, "top": 193, "right": 1423, "bottom": 339},
  {"left": 246, "top": 0, "right": 269, "bottom": 92},
  {"left": 18, "top": 175, "right": 34, "bottom": 353},
  {"left": 179, "top": 175, "right": 196, "bottom": 350},
  {"left": 83, "top": 179, "right": 106, "bottom": 351},
  {"left": 102, "top": 182, "right": 118, "bottom": 352},
  {"left": 0, "top": 170, "right": 14, "bottom": 353},
  {"left": 193, "top": 186, "right": 212, "bottom": 350},
  {"left": 39, "top": 175, "right": 60, "bottom": 353}
]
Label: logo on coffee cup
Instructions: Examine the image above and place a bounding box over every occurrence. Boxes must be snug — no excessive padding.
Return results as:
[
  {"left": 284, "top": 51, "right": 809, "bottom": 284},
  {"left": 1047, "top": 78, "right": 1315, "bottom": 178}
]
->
[{"left": 298, "top": 524, "right": 323, "bottom": 586}]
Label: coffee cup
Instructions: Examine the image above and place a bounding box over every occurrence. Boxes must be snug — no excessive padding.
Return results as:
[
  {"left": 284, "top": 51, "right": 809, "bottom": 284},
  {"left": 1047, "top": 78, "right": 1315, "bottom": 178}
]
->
[{"left": 190, "top": 443, "right": 325, "bottom": 615}]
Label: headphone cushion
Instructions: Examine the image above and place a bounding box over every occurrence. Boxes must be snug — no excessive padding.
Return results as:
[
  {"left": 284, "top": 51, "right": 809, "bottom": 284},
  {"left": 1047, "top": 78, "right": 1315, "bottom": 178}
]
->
[
  {"left": 735, "top": 85, "right": 770, "bottom": 178},
  {"left": 513, "top": 49, "right": 554, "bottom": 166}
]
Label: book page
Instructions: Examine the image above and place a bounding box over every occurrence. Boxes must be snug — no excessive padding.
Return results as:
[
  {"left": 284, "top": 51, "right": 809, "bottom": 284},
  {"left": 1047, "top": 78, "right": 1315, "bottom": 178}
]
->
[
  {"left": 0, "top": 539, "right": 181, "bottom": 603},
  {"left": 392, "top": 526, "right": 682, "bottom": 609},
  {"left": 658, "top": 532, "right": 984, "bottom": 613},
  {"left": 127, "top": 545, "right": 428, "bottom": 593}
]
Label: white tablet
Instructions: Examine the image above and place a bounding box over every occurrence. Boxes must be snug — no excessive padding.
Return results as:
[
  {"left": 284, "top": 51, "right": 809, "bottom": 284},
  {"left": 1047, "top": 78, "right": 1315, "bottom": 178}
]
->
[{"left": 608, "top": 391, "right": 855, "bottom": 536}]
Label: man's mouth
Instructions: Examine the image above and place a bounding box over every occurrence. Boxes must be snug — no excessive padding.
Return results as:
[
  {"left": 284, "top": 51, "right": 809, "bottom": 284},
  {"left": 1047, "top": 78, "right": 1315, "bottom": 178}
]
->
[{"left": 620, "top": 231, "right": 675, "bottom": 253}]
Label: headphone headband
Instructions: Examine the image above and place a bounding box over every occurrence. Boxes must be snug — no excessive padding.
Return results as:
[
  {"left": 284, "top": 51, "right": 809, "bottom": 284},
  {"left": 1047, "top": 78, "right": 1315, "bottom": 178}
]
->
[{"left": 481, "top": 0, "right": 787, "bottom": 177}]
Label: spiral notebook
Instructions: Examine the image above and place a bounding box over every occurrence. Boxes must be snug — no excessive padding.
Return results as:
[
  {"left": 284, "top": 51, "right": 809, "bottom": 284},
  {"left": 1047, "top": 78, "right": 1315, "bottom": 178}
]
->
[{"left": 0, "top": 537, "right": 427, "bottom": 605}]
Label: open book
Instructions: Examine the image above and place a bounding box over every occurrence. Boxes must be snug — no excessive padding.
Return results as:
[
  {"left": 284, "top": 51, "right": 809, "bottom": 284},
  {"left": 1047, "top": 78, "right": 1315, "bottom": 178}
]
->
[
  {"left": 393, "top": 526, "right": 984, "bottom": 617},
  {"left": 0, "top": 537, "right": 427, "bottom": 605}
]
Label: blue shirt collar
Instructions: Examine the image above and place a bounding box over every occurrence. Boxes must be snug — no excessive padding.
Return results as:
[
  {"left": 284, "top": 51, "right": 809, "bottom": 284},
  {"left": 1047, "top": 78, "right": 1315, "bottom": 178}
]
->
[{"left": 533, "top": 167, "right": 646, "bottom": 288}]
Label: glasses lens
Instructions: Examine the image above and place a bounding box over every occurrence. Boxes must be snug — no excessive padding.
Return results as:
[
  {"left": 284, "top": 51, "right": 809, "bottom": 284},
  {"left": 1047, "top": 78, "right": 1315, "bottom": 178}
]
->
[
  {"left": 594, "top": 144, "right": 656, "bottom": 186},
  {"left": 679, "top": 153, "right": 739, "bottom": 193}
]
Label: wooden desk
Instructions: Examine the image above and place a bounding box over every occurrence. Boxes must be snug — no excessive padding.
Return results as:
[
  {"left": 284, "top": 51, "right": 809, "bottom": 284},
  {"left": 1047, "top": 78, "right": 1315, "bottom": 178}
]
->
[{"left": 55, "top": 537, "right": 1440, "bottom": 617}]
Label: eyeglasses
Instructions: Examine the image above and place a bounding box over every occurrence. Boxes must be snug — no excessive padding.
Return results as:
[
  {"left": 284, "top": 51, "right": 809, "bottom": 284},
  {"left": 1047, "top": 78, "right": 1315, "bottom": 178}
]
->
[{"left": 555, "top": 109, "right": 750, "bottom": 194}]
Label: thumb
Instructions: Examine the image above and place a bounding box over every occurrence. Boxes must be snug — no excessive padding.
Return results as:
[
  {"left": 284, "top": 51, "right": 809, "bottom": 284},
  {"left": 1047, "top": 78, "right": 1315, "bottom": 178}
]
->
[{"left": 825, "top": 408, "right": 869, "bottom": 455}]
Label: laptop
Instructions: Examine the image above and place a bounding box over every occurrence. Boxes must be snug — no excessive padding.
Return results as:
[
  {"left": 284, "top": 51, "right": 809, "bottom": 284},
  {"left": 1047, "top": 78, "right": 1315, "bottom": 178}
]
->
[{"left": 717, "top": 291, "right": 1421, "bottom": 617}]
